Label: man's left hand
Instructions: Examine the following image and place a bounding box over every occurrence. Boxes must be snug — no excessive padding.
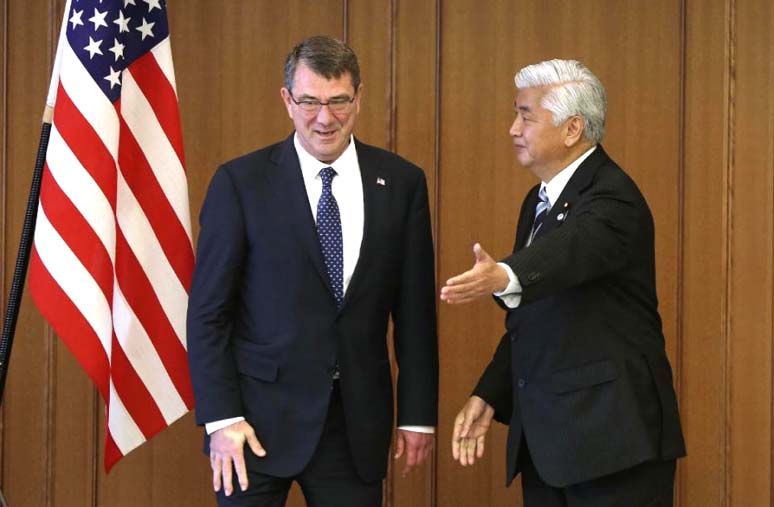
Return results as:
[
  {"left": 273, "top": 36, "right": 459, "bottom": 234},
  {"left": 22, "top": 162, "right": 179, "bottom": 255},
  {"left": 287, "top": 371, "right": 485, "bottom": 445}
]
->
[
  {"left": 440, "top": 243, "right": 509, "bottom": 304},
  {"left": 394, "top": 430, "right": 435, "bottom": 477}
]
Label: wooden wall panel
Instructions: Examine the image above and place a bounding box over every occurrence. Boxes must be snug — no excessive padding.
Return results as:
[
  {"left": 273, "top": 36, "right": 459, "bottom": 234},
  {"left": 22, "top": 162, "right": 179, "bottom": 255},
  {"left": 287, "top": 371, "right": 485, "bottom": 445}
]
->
[
  {"left": 347, "top": 0, "right": 391, "bottom": 150},
  {"left": 2, "top": 1, "right": 55, "bottom": 505},
  {"left": 728, "top": 0, "right": 774, "bottom": 504},
  {"left": 436, "top": 1, "right": 516, "bottom": 505},
  {"left": 680, "top": 0, "right": 729, "bottom": 505},
  {"left": 390, "top": 1, "right": 438, "bottom": 505}
]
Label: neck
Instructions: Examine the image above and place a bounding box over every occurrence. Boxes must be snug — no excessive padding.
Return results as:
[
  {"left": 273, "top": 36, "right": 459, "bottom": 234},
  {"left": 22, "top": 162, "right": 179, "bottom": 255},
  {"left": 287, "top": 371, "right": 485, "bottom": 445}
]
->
[{"left": 538, "top": 142, "right": 594, "bottom": 183}]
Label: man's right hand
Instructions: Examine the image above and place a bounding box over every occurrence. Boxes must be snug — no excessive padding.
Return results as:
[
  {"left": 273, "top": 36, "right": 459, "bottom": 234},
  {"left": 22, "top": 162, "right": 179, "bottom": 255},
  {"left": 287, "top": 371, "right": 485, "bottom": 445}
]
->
[
  {"left": 210, "top": 420, "right": 267, "bottom": 496},
  {"left": 451, "top": 396, "right": 495, "bottom": 466}
]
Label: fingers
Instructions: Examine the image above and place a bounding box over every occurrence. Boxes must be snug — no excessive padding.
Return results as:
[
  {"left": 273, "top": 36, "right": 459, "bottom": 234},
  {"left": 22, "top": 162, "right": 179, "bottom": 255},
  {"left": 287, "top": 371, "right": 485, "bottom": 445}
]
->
[
  {"left": 396, "top": 432, "right": 435, "bottom": 477},
  {"left": 476, "top": 435, "right": 486, "bottom": 459},
  {"left": 402, "top": 441, "right": 419, "bottom": 477},
  {"left": 440, "top": 279, "right": 490, "bottom": 304},
  {"left": 457, "top": 437, "right": 484, "bottom": 466},
  {"left": 221, "top": 455, "right": 234, "bottom": 496},
  {"left": 209, "top": 421, "right": 264, "bottom": 496},
  {"left": 394, "top": 432, "right": 405, "bottom": 459},
  {"left": 451, "top": 413, "right": 465, "bottom": 460},
  {"left": 233, "top": 453, "right": 249, "bottom": 493},
  {"left": 211, "top": 454, "right": 222, "bottom": 492},
  {"left": 473, "top": 243, "right": 492, "bottom": 263},
  {"left": 245, "top": 429, "right": 267, "bottom": 458}
]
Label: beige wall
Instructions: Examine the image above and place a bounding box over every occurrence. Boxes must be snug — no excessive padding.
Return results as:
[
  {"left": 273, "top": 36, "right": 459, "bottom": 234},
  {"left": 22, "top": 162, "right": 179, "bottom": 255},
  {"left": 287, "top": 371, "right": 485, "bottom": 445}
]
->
[{"left": 1, "top": 0, "right": 772, "bottom": 505}]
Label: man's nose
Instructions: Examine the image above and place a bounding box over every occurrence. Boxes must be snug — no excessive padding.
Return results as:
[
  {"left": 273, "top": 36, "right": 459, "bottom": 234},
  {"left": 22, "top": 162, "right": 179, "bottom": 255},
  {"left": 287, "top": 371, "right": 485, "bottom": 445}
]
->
[
  {"left": 509, "top": 117, "right": 522, "bottom": 136},
  {"left": 315, "top": 104, "right": 336, "bottom": 123}
]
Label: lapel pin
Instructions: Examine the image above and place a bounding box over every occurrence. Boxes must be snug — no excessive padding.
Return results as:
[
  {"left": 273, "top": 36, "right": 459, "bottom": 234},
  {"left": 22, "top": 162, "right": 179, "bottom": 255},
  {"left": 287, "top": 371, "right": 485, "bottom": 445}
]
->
[
  {"left": 557, "top": 202, "right": 570, "bottom": 222},
  {"left": 376, "top": 177, "right": 386, "bottom": 186}
]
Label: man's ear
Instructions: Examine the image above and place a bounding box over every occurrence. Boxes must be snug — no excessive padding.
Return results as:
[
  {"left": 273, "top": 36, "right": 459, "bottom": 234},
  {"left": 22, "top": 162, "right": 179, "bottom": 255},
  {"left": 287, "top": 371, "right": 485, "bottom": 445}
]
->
[{"left": 564, "top": 116, "right": 585, "bottom": 147}]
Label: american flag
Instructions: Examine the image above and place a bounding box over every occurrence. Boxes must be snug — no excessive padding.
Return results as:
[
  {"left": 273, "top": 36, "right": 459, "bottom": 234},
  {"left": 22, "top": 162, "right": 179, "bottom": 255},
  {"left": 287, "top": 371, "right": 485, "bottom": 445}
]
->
[{"left": 28, "top": 0, "right": 194, "bottom": 471}]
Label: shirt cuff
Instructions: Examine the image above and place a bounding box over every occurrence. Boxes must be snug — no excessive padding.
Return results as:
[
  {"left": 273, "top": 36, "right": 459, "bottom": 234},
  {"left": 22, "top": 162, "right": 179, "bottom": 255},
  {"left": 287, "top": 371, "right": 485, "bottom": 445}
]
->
[
  {"left": 398, "top": 425, "right": 435, "bottom": 434},
  {"left": 205, "top": 416, "right": 245, "bottom": 435},
  {"left": 494, "top": 262, "right": 522, "bottom": 308}
]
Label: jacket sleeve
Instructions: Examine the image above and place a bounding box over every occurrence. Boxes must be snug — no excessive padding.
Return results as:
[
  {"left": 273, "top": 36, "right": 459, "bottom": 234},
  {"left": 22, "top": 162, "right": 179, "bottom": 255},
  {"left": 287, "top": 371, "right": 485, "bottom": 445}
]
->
[
  {"left": 186, "top": 166, "right": 247, "bottom": 425},
  {"left": 473, "top": 332, "right": 513, "bottom": 424},
  {"left": 502, "top": 173, "right": 650, "bottom": 306},
  {"left": 392, "top": 170, "right": 439, "bottom": 427}
]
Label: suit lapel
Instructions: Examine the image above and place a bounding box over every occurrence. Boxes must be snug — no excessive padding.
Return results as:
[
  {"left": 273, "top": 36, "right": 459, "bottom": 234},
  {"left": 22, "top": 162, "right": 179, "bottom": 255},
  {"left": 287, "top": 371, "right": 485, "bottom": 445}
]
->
[
  {"left": 532, "top": 145, "right": 609, "bottom": 240},
  {"left": 266, "top": 134, "right": 334, "bottom": 296},
  {"left": 341, "top": 140, "right": 386, "bottom": 310}
]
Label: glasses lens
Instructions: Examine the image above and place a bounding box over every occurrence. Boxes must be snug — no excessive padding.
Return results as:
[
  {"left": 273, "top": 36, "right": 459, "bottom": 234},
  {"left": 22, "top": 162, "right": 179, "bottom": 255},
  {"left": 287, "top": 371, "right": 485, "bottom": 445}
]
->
[{"left": 299, "top": 102, "right": 320, "bottom": 113}]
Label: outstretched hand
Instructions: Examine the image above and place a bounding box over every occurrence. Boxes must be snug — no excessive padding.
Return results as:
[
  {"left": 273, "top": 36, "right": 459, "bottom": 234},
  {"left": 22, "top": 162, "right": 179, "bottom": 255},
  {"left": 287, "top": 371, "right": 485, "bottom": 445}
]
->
[{"left": 440, "top": 243, "right": 509, "bottom": 304}]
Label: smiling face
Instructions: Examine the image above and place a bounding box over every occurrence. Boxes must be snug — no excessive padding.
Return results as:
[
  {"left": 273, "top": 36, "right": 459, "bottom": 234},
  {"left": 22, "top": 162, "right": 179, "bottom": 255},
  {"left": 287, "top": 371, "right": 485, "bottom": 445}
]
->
[
  {"left": 280, "top": 63, "right": 362, "bottom": 164},
  {"left": 508, "top": 86, "right": 572, "bottom": 181}
]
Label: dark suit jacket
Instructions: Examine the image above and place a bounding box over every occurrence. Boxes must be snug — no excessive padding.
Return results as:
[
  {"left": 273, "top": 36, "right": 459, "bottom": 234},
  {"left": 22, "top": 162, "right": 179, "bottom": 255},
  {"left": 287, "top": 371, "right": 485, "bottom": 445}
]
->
[
  {"left": 186, "top": 134, "right": 438, "bottom": 482},
  {"left": 474, "top": 146, "right": 685, "bottom": 488}
]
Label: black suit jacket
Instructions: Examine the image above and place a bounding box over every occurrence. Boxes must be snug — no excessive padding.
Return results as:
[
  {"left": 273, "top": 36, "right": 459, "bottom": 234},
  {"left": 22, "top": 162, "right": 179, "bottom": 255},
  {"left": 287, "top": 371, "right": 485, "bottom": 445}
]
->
[
  {"left": 186, "top": 134, "right": 438, "bottom": 482},
  {"left": 474, "top": 146, "right": 685, "bottom": 488}
]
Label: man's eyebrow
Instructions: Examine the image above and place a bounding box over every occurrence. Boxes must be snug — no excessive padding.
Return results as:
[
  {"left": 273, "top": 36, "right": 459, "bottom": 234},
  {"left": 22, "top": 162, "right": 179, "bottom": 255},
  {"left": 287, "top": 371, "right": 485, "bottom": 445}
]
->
[{"left": 296, "top": 93, "right": 353, "bottom": 100}]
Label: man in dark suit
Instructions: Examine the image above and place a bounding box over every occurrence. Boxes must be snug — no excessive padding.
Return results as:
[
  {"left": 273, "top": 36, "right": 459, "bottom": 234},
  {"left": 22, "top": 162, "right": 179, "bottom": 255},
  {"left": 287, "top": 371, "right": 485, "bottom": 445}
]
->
[
  {"left": 187, "top": 36, "right": 438, "bottom": 507},
  {"left": 441, "top": 59, "right": 685, "bottom": 506}
]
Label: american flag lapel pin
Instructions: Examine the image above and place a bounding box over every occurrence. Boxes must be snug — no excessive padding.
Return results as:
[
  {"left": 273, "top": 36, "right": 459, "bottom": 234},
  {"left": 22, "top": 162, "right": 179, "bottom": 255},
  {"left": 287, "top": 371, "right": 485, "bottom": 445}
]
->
[{"left": 376, "top": 177, "right": 386, "bottom": 186}]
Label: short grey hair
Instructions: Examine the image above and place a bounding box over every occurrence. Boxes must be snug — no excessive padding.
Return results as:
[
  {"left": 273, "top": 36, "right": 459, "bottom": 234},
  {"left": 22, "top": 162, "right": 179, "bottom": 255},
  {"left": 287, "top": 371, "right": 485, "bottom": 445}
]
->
[
  {"left": 515, "top": 59, "right": 606, "bottom": 144},
  {"left": 284, "top": 36, "right": 361, "bottom": 93}
]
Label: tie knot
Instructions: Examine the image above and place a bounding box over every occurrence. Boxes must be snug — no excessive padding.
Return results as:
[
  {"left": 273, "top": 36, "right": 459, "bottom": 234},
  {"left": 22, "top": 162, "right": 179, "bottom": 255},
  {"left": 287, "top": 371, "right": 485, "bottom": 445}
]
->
[
  {"left": 319, "top": 167, "right": 337, "bottom": 188},
  {"left": 535, "top": 187, "right": 551, "bottom": 218},
  {"left": 538, "top": 185, "right": 549, "bottom": 204}
]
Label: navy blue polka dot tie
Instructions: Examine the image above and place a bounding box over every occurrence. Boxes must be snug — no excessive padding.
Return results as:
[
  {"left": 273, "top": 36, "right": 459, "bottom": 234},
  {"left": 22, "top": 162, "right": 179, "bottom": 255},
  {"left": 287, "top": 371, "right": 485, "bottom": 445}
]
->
[{"left": 317, "top": 167, "right": 344, "bottom": 307}]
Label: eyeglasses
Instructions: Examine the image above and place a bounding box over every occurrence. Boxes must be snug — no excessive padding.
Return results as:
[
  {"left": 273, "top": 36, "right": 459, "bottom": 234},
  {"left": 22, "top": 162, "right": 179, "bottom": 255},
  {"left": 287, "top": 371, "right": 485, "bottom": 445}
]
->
[{"left": 289, "top": 93, "right": 357, "bottom": 114}]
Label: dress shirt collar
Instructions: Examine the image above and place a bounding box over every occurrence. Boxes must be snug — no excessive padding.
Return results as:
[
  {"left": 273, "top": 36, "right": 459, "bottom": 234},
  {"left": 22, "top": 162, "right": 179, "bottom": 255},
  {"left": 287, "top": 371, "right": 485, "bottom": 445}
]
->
[
  {"left": 541, "top": 145, "right": 597, "bottom": 207},
  {"left": 294, "top": 133, "right": 359, "bottom": 181}
]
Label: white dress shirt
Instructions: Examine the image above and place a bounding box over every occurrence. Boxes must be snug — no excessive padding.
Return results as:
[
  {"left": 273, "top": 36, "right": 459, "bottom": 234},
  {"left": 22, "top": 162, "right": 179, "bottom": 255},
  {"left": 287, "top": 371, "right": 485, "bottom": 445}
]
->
[
  {"left": 495, "top": 145, "right": 597, "bottom": 308},
  {"left": 207, "top": 135, "right": 433, "bottom": 435}
]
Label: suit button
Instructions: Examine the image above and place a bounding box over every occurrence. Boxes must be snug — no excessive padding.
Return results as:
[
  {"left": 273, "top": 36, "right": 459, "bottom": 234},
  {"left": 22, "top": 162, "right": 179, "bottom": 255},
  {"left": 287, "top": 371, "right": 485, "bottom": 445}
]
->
[{"left": 518, "top": 378, "right": 526, "bottom": 388}]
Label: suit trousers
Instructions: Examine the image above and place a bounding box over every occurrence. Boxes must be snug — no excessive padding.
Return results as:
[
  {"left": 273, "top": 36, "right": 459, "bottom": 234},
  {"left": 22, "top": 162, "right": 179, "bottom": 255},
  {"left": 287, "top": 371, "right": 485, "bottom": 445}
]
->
[
  {"left": 517, "top": 435, "right": 676, "bottom": 507},
  {"left": 216, "top": 381, "right": 383, "bottom": 507}
]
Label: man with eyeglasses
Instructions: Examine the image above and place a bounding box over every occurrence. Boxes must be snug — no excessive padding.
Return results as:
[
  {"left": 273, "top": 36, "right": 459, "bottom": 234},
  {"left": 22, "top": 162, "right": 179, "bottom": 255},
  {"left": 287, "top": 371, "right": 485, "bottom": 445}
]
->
[{"left": 187, "top": 36, "right": 438, "bottom": 507}]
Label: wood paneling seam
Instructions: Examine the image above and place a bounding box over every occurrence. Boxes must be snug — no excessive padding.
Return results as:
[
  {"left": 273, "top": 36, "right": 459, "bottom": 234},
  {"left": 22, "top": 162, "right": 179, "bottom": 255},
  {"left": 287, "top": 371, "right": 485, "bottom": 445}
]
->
[
  {"left": 432, "top": 1, "right": 441, "bottom": 503},
  {"left": 723, "top": 0, "right": 736, "bottom": 504},
  {"left": 769, "top": 0, "right": 774, "bottom": 501},
  {"left": 0, "top": 0, "right": 8, "bottom": 489},
  {"left": 676, "top": 1, "right": 687, "bottom": 504}
]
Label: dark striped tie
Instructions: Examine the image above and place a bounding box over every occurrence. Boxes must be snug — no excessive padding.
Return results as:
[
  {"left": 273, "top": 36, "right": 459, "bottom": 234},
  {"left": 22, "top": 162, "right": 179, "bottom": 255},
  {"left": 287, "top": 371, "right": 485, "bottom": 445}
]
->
[{"left": 526, "top": 186, "right": 549, "bottom": 247}]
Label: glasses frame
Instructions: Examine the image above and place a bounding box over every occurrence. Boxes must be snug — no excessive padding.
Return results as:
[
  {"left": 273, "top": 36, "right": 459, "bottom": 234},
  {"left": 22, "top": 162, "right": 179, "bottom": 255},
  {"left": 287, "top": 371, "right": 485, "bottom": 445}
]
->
[{"left": 288, "top": 92, "right": 357, "bottom": 115}]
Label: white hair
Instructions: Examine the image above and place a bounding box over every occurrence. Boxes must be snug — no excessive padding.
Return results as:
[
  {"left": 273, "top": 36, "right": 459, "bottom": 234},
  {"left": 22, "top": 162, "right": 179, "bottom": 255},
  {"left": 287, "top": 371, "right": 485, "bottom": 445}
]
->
[{"left": 515, "top": 59, "right": 607, "bottom": 144}]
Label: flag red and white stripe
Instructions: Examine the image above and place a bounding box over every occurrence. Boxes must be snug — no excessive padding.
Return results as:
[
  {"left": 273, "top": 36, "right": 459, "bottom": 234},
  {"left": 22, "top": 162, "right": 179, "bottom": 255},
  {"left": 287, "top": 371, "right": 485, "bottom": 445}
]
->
[{"left": 29, "top": 0, "right": 194, "bottom": 471}]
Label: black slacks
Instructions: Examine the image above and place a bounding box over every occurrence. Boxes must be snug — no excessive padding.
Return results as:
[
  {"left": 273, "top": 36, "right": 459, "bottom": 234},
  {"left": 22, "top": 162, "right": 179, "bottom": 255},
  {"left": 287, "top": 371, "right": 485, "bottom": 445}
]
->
[
  {"left": 216, "top": 382, "right": 383, "bottom": 507},
  {"left": 517, "top": 437, "right": 676, "bottom": 507}
]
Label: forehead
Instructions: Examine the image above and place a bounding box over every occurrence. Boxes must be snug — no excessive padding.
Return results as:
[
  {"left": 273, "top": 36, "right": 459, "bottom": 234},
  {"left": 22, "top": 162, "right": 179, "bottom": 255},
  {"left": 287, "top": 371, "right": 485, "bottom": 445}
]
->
[
  {"left": 292, "top": 64, "right": 355, "bottom": 96},
  {"left": 514, "top": 86, "right": 548, "bottom": 111}
]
